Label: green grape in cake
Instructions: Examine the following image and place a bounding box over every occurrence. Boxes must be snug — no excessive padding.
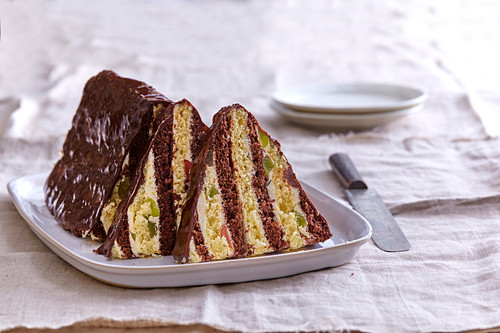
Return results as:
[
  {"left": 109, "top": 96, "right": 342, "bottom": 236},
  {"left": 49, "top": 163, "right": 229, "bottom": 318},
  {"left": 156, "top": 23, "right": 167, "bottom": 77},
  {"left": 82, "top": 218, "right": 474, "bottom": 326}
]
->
[
  {"left": 147, "top": 219, "right": 158, "bottom": 238},
  {"left": 258, "top": 129, "right": 269, "bottom": 148},
  {"left": 295, "top": 211, "right": 307, "bottom": 228},
  {"left": 208, "top": 185, "right": 219, "bottom": 198},
  {"left": 117, "top": 177, "right": 130, "bottom": 199},
  {"left": 263, "top": 156, "right": 275, "bottom": 177},
  {"left": 147, "top": 198, "right": 160, "bottom": 217}
]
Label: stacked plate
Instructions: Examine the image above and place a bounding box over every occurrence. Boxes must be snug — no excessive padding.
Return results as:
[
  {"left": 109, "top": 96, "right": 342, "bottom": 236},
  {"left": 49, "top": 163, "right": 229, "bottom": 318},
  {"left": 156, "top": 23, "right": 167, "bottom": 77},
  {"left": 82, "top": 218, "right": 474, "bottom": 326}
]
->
[{"left": 271, "top": 83, "right": 427, "bottom": 130}]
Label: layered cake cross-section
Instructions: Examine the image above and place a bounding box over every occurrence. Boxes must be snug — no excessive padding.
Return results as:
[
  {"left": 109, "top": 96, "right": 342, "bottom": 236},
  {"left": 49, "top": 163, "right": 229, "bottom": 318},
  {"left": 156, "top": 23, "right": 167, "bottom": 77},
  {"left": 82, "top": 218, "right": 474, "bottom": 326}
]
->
[
  {"left": 45, "top": 71, "right": 332, "bottom": 263},
  {"left": 97, "top": 99, "right": 208, "bottom": 258},
  {"left": 173, "top": 104, "right": 332, "bottom": 263}
]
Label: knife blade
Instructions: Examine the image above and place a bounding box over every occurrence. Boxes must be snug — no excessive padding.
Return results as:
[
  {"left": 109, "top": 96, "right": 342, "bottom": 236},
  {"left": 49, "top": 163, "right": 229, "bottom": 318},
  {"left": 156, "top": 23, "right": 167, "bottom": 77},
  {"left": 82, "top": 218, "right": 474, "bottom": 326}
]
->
[{"left": 329, "top": 153, "right": 410, "bottom": 252}]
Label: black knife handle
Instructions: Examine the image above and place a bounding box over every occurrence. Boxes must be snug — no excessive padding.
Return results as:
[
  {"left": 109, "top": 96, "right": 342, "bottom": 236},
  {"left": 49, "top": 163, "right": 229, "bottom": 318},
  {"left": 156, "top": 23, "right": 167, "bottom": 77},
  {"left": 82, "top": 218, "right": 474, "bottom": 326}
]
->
[{"left": 329, "top": 153, "right": 368, "bottom": 190}]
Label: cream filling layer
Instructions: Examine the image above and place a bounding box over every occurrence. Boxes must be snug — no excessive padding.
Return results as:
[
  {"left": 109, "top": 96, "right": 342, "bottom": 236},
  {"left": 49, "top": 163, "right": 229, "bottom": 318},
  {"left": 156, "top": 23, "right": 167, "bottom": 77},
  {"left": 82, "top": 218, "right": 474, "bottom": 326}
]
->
[
  {"left": 263, "top": 139, "right": 310, "bottom": 249},
  {"left": 127, "top": 150, "right": 160, "bottom": 257},
  {"left": 231, "top": 108, "right": 270, "bottom": 255},
  {"left": 100, "top": 153, "right": 130, "bottom": 235},
  {"left": 172, "top": 103, "right": 193, "bottom": 228},
  {"left": 188, "top": 239, "right": 202, "bottom": 263},
  {"left": 100, "top": 176, "right": 126, "bottom": 234},
  {"left": 196, "top": 165, "right": 233, "bottom": 260},
  {"left": 111, "top": 240, "right": 126, "bottom": 259}
]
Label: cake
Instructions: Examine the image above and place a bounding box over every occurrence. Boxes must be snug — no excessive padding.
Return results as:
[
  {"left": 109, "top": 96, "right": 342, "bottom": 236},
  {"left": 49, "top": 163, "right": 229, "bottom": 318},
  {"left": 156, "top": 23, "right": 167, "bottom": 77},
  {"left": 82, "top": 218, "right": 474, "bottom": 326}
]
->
[
  {"left": 45, "top": 71, "right": 331, "bottom": 263},
  {"left": 45, "top": 70, "right": 174, "bottom": 241},
  {"left": 173, "top": 104, "right": 332, "bottom": 263},
  {"left": 97, "top": 99, "right": 208, "bottom": 258}
]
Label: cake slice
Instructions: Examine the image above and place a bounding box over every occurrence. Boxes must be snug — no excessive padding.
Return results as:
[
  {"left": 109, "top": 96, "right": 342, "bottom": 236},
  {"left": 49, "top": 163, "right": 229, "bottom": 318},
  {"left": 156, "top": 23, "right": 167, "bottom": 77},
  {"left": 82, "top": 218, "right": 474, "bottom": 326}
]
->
[
  {"left": 97, "top": 99, "right": 208, "bottom": 258},
  {"left": 173, "top": 104, "right": 332, "bottom": 263},
  {"left": 45, "top": 70, "right": 173, "bottom": 241}
]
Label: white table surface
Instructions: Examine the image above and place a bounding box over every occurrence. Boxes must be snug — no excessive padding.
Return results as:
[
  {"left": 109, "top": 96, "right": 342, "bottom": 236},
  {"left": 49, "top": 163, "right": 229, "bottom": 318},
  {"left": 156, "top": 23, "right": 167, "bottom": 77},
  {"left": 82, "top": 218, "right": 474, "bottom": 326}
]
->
[{"left": 1, "top": 1, "right": 500, "bottom": 332}]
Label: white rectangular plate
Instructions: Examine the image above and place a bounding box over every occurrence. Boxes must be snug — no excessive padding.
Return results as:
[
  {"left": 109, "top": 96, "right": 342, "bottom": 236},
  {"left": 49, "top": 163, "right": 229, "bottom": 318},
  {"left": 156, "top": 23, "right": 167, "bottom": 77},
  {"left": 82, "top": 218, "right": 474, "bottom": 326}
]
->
[{"left": 8, "top": 172, "right": 372, "bottom": 288}]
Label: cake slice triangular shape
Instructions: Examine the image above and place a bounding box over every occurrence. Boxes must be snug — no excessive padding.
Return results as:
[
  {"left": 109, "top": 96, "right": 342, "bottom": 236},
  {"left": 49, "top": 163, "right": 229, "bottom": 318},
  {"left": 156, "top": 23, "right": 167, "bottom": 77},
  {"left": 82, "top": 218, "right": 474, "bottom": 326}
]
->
[
  {"left": 97, "top": 99, "right": 208, "bottom": 258},
  {"left": 173, "top": 104, "right": 332, "bottom": 263},
  {"left": 45, "top": 70, "right": 173, "bottom": 241}
]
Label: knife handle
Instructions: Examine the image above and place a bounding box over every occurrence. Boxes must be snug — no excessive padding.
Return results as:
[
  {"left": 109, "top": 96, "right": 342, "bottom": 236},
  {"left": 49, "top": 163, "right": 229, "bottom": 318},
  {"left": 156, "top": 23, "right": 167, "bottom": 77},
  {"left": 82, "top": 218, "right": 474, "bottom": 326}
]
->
[{"left": 329, "top": 153, "right": 368, "bottom": 190}]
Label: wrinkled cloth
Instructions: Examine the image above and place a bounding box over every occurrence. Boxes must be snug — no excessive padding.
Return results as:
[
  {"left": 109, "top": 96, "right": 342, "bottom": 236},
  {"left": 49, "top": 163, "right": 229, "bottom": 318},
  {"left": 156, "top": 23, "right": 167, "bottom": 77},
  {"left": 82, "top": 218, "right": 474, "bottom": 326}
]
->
[{"left": 1, "top": 1, "right": 500, "bottom": 332}]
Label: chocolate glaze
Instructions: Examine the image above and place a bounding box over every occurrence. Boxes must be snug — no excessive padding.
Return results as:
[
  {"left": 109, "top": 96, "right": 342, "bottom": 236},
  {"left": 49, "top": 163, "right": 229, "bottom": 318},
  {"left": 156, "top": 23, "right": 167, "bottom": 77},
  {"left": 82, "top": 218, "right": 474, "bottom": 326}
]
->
[
  {"left": 173, "top": 130, "right": 211, "bottom": 263},
  {"left": 187, "top": 99, "right": 209, "bottom": 166},
  {"left": 45, "top": 70, "right": 173, "bottom": 241}
]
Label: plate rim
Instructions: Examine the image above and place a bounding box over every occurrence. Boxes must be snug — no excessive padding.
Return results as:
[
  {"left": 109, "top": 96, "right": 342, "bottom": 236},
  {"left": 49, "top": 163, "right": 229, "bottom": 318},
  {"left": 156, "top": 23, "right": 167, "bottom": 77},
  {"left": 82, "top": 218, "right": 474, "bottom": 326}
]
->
[
  {"left": 272, "top": 83, "right": 428, "bottom": 113},
  {"left": 271, "top": 100, "right": 423, "bottom": 121},
  {"left": 7, "top": 172, "right": 373, "bottom": 284}
]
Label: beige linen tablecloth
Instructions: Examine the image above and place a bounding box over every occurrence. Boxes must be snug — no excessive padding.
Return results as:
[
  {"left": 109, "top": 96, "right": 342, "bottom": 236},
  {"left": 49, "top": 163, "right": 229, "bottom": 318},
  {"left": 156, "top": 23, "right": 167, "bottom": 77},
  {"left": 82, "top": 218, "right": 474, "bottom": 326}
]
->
[{"left": 1, "top": 1, "right": 500, "bottom": 332}]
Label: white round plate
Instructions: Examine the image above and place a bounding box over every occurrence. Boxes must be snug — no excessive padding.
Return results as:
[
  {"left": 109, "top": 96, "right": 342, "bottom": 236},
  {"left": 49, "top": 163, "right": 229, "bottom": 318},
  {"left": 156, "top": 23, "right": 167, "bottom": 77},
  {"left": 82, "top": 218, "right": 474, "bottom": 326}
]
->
[
  {"left": 272, "top": 83, "right": 427, "bottom": 114},
  {"left": 271, "top": 101, "right": 423, "bottom": 130}
]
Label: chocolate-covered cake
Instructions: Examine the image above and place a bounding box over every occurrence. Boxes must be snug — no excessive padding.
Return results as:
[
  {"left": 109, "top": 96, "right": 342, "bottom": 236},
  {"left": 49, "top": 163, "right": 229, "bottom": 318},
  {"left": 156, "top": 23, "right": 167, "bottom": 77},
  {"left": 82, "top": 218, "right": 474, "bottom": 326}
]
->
[
  {"left": 173, "top": 104, "right": 332, "bottom": 264},
  {"left": 45, "top": 70, "right": 173, "bottom": 241},
  {"left": 45, "top": 71, "right": 331, "bottom": 263},
  {"left": 97, "top": 99, "right": 208, "bottom": 258}
]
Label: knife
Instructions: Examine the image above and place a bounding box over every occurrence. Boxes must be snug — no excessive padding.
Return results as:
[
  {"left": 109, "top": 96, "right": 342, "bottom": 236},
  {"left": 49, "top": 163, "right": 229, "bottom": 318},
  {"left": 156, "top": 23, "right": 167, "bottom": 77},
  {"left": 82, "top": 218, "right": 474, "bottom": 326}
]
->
[{"left": 329, "top": 153, "right": 410, "bottom": 252}]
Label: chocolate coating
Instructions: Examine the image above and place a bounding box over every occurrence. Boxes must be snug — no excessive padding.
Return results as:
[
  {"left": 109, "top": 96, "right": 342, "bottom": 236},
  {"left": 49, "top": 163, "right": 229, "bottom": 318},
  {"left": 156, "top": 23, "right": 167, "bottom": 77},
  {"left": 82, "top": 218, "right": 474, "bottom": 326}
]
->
[
  {"left": 45, "top": 70, "right": 172, "bottom": 241},
  {"left": 173, "top": 129, "right": 212, "bottom": 262}
]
